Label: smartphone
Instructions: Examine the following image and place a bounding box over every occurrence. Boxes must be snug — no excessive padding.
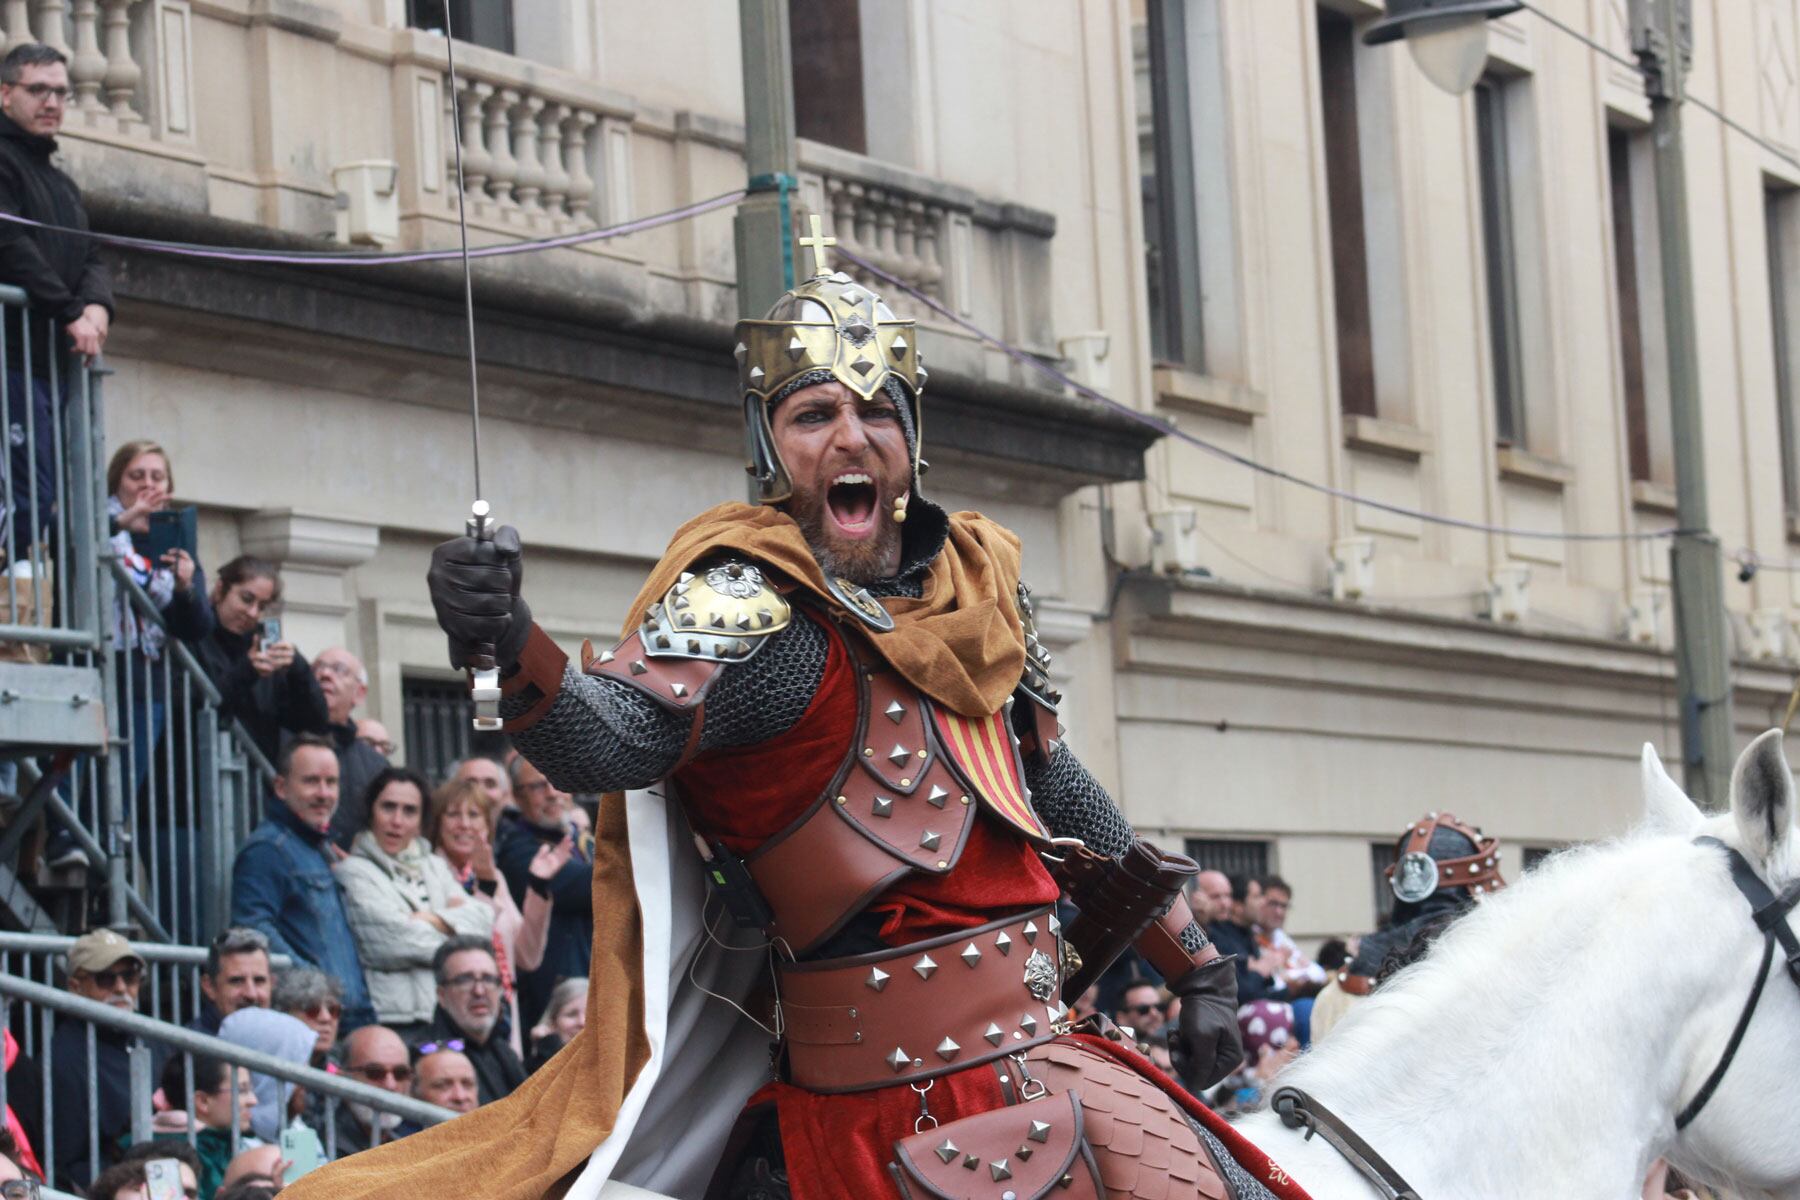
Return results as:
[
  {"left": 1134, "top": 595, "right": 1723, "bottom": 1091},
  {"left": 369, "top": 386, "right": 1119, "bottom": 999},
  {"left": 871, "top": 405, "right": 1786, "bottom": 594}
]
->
[
  {"left": 144, "top": 1158, "right": 184, "bottom": 1200},
  {"left": 281, "top": 1126, "right": 326, "bottom": 1184},
  {"left": 145, "top": 505, "right": 197, "bottom": 561},
  {"left": 259, "top": 617, "right": 282, "bottom": 647}
]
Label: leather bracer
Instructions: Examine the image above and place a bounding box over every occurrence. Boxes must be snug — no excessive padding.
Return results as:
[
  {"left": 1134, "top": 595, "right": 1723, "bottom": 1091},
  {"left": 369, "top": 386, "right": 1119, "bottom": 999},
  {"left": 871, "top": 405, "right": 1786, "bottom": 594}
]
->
[{"left": 1056, "top": 838, "right": 1200, "bottom": 999}]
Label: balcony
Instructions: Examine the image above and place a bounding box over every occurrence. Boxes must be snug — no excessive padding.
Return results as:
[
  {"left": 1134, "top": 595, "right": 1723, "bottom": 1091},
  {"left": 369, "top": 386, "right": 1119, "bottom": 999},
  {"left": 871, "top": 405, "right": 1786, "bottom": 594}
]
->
[{"left": 57, "top": 1, "right": 1154, "bottom": 484}]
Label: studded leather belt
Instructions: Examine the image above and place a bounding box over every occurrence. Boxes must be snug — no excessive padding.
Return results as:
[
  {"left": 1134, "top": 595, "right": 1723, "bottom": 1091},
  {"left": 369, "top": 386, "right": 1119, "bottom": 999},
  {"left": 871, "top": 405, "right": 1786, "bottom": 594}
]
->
[{"left": 778, "top": 906, "right": 1067, "bottom": 1093}]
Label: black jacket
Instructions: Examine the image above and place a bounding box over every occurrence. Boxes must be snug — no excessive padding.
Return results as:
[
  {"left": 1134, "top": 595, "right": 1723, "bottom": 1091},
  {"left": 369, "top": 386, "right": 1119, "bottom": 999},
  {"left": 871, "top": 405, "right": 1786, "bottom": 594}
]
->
[
  {"left": 1204, "top": 920, "right": 1284, "bottom": 1005},
  {"left": 415, "top": 1006, "right": 526, "bottom": 1107},
  {"left": 324, "top": 719, "right": 389, "bottom": 849},
  {"left": 0, "top": 111, "right": 111, "bottom": 374},
  {"left": 495, "top": 808, "right": 593, "bottom": 1022},
  {"left": 192, "top": 624, "right": 329, "bottom": 767},
  {"left": 49, "top": 1020, "right": 164, "bottom": 1188}
]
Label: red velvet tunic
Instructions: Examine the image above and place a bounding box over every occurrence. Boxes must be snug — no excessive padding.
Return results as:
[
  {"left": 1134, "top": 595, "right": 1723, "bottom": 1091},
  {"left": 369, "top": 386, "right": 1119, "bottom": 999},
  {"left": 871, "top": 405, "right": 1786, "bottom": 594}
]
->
[{"left": 673, "top": 612, "right": 1061, "bottom": 1199}]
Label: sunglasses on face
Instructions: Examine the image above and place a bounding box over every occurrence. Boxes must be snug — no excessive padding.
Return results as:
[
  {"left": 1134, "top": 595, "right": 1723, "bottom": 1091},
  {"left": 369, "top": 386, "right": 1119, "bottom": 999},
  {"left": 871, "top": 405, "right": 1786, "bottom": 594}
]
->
[
  {"left": 415, "top": 1039, "right": 465, "bottom": 1056},
  {"left": 81, "top": 962, "right": 142, "bottom": 989},
  {"left": 1122, "top": 1003, "right": 1163, "bottom": 1016},
  {"left": 302, "top": 1000, "right": 342, "bottom": 1020},
  {"left": 352, "top": 1062, "right": 412, "bottom": 1084}
]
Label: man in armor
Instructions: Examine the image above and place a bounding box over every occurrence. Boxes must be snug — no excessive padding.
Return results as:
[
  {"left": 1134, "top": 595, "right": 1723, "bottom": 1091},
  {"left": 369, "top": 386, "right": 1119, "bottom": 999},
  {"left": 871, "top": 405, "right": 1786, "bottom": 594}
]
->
[
  {"left": 299, "top": 245, "right": 1253, "bottom": 1200},
  {"left": 1308, "top": 811, "right": 1506, "bottom": 1042}
]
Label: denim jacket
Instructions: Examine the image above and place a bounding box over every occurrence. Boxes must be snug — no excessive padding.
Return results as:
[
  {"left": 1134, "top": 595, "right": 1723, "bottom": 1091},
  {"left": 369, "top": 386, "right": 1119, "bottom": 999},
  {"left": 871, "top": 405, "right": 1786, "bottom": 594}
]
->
[{"left": 230, "top": 802, "right": 375, "bottom": 1028}]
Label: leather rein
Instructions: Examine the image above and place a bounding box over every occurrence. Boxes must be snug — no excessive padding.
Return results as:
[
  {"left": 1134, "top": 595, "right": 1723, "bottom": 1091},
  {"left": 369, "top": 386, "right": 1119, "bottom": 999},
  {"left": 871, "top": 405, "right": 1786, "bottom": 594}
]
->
[{"left": 1267, "top": 835, "right": 1800, "bottom": 1198}]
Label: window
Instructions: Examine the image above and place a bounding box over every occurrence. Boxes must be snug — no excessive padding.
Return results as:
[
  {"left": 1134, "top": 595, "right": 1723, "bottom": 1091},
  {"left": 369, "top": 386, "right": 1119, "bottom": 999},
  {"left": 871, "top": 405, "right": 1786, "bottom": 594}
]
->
[
  {"left": 1136, "top": 0, "right": 1206, "bottom": 370},
  {"left": 1318, "top": 7, "right": 1376, "bottom": 418},
  {"left": 1474, "top": 75, "right": 1527, "bottom": 446},
  {"left": 1767, "top": 183, "right": 1800, "bottom": 521},
  {"left": 1611, "top": 129, "right": 1652, "bottom": 481},
  {"left": 402, "top": 676, "right": 473, "bottom": 786},
  {"left": 1609, "top": 125, "right": 1672, "bottom": 487},
  {"left": 790, "top": 0, "right": 866, "bottom": 154},
  {"left": 406, "top": 0, "right": 513, "bottom": 53},
  {"left": 1370, "top": 841, "right": 1398, "bottom": 927},
  {"left": 1183, "top": 837, "right": 1269, "bottom": 882}
]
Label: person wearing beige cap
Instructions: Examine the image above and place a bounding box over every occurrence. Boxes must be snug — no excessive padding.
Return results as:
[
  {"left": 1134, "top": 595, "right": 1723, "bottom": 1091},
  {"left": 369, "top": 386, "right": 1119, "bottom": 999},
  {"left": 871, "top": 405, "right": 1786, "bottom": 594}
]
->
[{"left": 51, "top": 928, "right": 160, "bottom": 1189}]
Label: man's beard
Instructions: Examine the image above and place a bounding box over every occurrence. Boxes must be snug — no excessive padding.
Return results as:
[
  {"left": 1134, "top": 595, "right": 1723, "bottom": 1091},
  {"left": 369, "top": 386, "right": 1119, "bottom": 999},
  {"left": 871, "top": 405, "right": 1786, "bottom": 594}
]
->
[{"left": 790, "top": 490, "right": 902, "bottom": 585}]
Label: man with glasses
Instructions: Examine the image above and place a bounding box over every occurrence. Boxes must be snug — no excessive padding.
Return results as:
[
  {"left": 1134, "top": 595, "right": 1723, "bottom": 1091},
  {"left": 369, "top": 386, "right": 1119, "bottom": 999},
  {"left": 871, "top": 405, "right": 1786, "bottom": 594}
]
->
[
  {"left": 414, "top": 937, "right": 524, "bottom": 1105},
  {"left": 335, "top": 1027, "right": 420, "bottom": 1156},
  {"left": 0, "top": 41, "right": 114, "bottom": 564},
  {"left": 311, "top": 647, "right": 388, "bottom": 847},
  {"left": 49, "top": 930, "right": 160, "bottom": 1189},
  {"left": 494, "top": 757, "right": 590, "bottom": 1022}
]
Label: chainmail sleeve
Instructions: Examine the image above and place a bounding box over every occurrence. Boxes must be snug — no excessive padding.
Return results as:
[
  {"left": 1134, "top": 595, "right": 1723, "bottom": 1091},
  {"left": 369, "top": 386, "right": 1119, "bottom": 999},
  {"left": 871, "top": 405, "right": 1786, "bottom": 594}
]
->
[
  {"left": 1024, "top": 739, "right": 1135, "bottom": 859},
  {"left": 503, "top": 615, "right": 831, "bottom": 794}
]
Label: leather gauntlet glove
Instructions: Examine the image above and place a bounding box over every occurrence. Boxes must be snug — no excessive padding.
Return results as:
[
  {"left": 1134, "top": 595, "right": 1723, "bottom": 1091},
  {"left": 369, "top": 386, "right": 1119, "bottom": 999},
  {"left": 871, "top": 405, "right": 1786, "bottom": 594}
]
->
[
  {"left": 1171, "top": 955, "right": 1243, "bottom": 1090},
  {"left": 427, "top": 524, "right": 532, "bottom": 670}
]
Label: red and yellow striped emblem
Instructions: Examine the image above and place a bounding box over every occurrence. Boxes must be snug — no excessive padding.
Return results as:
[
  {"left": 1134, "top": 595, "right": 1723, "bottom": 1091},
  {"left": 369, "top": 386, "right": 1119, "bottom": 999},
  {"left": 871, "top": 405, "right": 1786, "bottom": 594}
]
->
[{"left": 932, "top": 707, "right": 1049, "bottom": 841}]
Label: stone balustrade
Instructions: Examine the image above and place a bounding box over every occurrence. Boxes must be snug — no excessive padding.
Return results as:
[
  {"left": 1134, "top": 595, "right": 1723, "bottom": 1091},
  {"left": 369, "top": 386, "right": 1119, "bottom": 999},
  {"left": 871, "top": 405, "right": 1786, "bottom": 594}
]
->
[
  {"left": 441, "top": 70, "right": 616, "bottom": 232},
  {"left": 819, "top": 175, "right": 947, "bottom": 302},
  {"left": 1, "top": 0, "right": 150, "bottom": 134}
]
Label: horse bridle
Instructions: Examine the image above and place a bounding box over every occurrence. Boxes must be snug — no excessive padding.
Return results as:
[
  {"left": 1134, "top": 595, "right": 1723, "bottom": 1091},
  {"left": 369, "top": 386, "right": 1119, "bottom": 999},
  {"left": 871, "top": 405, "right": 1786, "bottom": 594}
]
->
[
  {"left": 1270, "top": 835, "right": 1800, "bottom": 1199},
  {"left": 1673, "top": 835, "right": 1800, "bottom": 1131}
]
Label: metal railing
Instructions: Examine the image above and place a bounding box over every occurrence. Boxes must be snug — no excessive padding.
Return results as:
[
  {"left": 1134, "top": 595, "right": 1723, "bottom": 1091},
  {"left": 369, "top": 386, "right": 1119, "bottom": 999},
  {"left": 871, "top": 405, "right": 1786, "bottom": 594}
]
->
[
  {"left": 0, "top": 275, "right": 281, "bottom": 945},
  {"left": 0, "top": 933, "right": 293, "bottom": 1040},
  {"left": 0, "top": 973, "right": 452, "bottom": 1192}
]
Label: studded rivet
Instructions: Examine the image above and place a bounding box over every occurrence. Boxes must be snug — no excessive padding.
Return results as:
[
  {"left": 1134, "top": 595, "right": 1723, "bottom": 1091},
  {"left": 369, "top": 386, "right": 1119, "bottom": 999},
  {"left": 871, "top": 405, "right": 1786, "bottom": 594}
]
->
[
  {"left": 885, "top": 700, "right": 906, "bottom": 724},
  {"left": 872, "top": 796, "right": 894, "bottom": 818},
  {"left": 864, "top": 748, "right": 874, "bottom": 757},
  {"left": 680, "top": 614, "right": 698, "bottom": 629},
  {"left": 990, "top": 1160, "right": 1012, "bottom": 1183},
  {"left": 927, "top": 785, "right": 949, "bottom": 808},
  {"left": 709, "top": 613, "right": 726, "bottom": 629},
  {"left": 836, "top": 795, "right": 848, "bottom": 805},
  {"left": 679, "top": 571, "right": 695, "bottom": 584},
  {"left": 736, "top": 613, "right": 752, "bottom": 630},
  {"left": 886, "top": 1046, "right": 910, "bottom": 1073},
  {"left": 935, "top": 1140, "right": 959, "bottom": 1165},
  {"left": 962, "top": 1154, "right": 981, "bottom": 1171},
  {"left": 1020, "top": 1014, "right": 1037, "bottom": 1035},
  {"left": 936, "top": 1036, "right": 960, "bottom": 1061},
  {"left": 917, "top": 749, "right": 928, "bottom": 759},
  {"left": 937, "top": 860, "right": 948, "bottom": 868},
  {"left": 867, "top": 968, "right": 890, "bottom": 992},
  {"left": 598, "top": 650, "right": 615, "bottom": 665},
  {"left": 984, "top": 1022, "right": 1005, "bottom": 1046},
  {"left": 733, "top": 343, "right": 748, "bottom": 366},
  {"left": 913, "top": 954, "right": 938, "bottom": 980},
  {"left": 1027, "top": 1120, "right": 1051, "bottom": 1143},
  {"left": 1016, "top": 1145, "right": 1034, "bottom": 1161},
  {"left": 670, "top": 682, "right": 688, "bottom": 699},
  {"left": 687, "top": 638, "right": 702, "bottom": 654},
  {"left": 900, "top": 778, "right": 912, "bottom": 788},
  {"left": 759, "top": 608, "right": 774, "bottom": 628},
  {"left": 920, "top": 831, "right": 942, "bottom": 852},
  {"left": 629, "top": 660, "right": 648, "bottom": 676},
  {"left": 889, "top": 744, "right": 911, "bottom": 766},
  {"left": 786, "top": 335, "right": 808, "bottom": 362},
  {"left": 960, "top": 942, "right": 982, "bottom": 968},
  {"left": 892, "top": 333, "right": 908, "bottom": 356},
  {"left": 654, "top": 634, "right": 671, "bottom": 649},
  {"left": 1022, "top": 921, "right": 1038, "bottom": 944},
  {"left": 1048, "top": 914, "right": 1062, "bottom": 937},
  {"left": 995, "top": 932, "right": 1012, "bottom": 955},
  {"left": 960, "top": 795, "right": 972, "bottom": 806},
  {"left": 673, "top": 596, "right": 690, "bottom": 610}
]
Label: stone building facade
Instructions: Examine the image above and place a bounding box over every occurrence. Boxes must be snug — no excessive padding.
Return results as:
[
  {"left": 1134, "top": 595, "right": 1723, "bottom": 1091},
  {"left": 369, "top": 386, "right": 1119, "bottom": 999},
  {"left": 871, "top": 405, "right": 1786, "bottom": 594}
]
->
[{"left": 51, "top": 0, "right": 1800, "bottom": 945}]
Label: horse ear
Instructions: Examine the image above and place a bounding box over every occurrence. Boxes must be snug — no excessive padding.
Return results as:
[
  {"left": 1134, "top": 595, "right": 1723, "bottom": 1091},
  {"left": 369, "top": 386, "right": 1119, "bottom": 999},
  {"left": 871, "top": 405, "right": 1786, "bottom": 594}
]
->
[
  {"left": 1641, "top": 743, "right": 1700, "bottom": 835},
  {"left": 1730, "top": 728, "right": 1798, "bottom": 868}
]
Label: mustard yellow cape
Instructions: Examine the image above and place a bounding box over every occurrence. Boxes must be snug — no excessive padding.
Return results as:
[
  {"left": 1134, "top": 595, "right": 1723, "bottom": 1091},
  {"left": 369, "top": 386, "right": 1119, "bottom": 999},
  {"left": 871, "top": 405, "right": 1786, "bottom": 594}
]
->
[{"left": 286, "top": 504, "right": 1027, "bottom": 1200}]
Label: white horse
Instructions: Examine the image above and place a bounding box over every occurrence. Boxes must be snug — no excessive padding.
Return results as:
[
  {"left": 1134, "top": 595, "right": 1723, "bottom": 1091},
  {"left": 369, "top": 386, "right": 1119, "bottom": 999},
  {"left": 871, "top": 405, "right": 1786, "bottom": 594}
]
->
[{"left": 1235, "top": 729, "right": 1800, "bottom": 1199}]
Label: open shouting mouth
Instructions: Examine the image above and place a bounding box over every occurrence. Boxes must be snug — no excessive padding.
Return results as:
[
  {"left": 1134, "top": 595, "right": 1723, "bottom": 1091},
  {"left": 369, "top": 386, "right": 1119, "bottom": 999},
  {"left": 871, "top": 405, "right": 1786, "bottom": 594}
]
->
[{"left": 827, "top": 472, "right": 880, "bottom": 539}]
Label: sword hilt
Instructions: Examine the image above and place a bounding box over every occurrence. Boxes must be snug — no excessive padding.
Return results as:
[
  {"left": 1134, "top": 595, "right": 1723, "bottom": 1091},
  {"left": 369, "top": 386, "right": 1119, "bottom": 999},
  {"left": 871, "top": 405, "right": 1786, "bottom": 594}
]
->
[{"left": 466, "top": 499, "right": 502, "bottom": 731}]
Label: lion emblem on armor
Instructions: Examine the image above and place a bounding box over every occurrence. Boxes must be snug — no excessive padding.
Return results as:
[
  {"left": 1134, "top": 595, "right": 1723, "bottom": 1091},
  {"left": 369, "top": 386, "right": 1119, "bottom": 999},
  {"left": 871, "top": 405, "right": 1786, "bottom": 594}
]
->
[
  {"left": 1023, "top": 949, "right": 1058, "bottom": 1003},
  {"left": 706, "top": 563, "right": 766, "bottom": 600}
]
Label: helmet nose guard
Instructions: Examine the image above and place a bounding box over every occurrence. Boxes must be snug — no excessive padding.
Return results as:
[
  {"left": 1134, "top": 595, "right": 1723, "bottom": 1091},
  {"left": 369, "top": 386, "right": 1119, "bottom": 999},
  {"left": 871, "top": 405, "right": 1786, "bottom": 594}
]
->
[{"left": 735, "top": 266, "right": 928, "bottom": 506}]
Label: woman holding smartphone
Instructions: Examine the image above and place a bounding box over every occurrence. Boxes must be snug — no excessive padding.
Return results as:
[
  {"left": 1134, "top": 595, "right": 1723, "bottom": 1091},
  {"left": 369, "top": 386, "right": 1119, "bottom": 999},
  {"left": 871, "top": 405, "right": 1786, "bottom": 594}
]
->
[{"left": 194, "top": 555, "right": 329, "bottom": 767}]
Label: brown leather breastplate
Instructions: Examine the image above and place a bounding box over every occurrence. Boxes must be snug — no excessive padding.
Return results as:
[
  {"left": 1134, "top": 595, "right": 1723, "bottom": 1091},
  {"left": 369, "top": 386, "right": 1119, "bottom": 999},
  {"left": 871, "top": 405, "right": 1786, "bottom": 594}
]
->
[{"left": 733, "top": 625, "right": 1051, "bottom": 957}]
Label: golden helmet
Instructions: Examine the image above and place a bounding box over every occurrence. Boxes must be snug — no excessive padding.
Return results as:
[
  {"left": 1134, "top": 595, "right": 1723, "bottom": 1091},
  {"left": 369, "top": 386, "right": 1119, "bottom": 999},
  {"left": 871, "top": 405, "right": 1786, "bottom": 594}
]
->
[{"left": 734, "top": 264, "right": 927, "bottom": 505}]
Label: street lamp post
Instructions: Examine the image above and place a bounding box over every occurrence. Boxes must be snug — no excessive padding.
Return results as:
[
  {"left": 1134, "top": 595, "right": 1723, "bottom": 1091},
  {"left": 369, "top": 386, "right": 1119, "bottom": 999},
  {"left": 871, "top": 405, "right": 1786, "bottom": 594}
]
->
[{"left": 1367, "top": 0, "right": 1735, "bottom": 806}]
